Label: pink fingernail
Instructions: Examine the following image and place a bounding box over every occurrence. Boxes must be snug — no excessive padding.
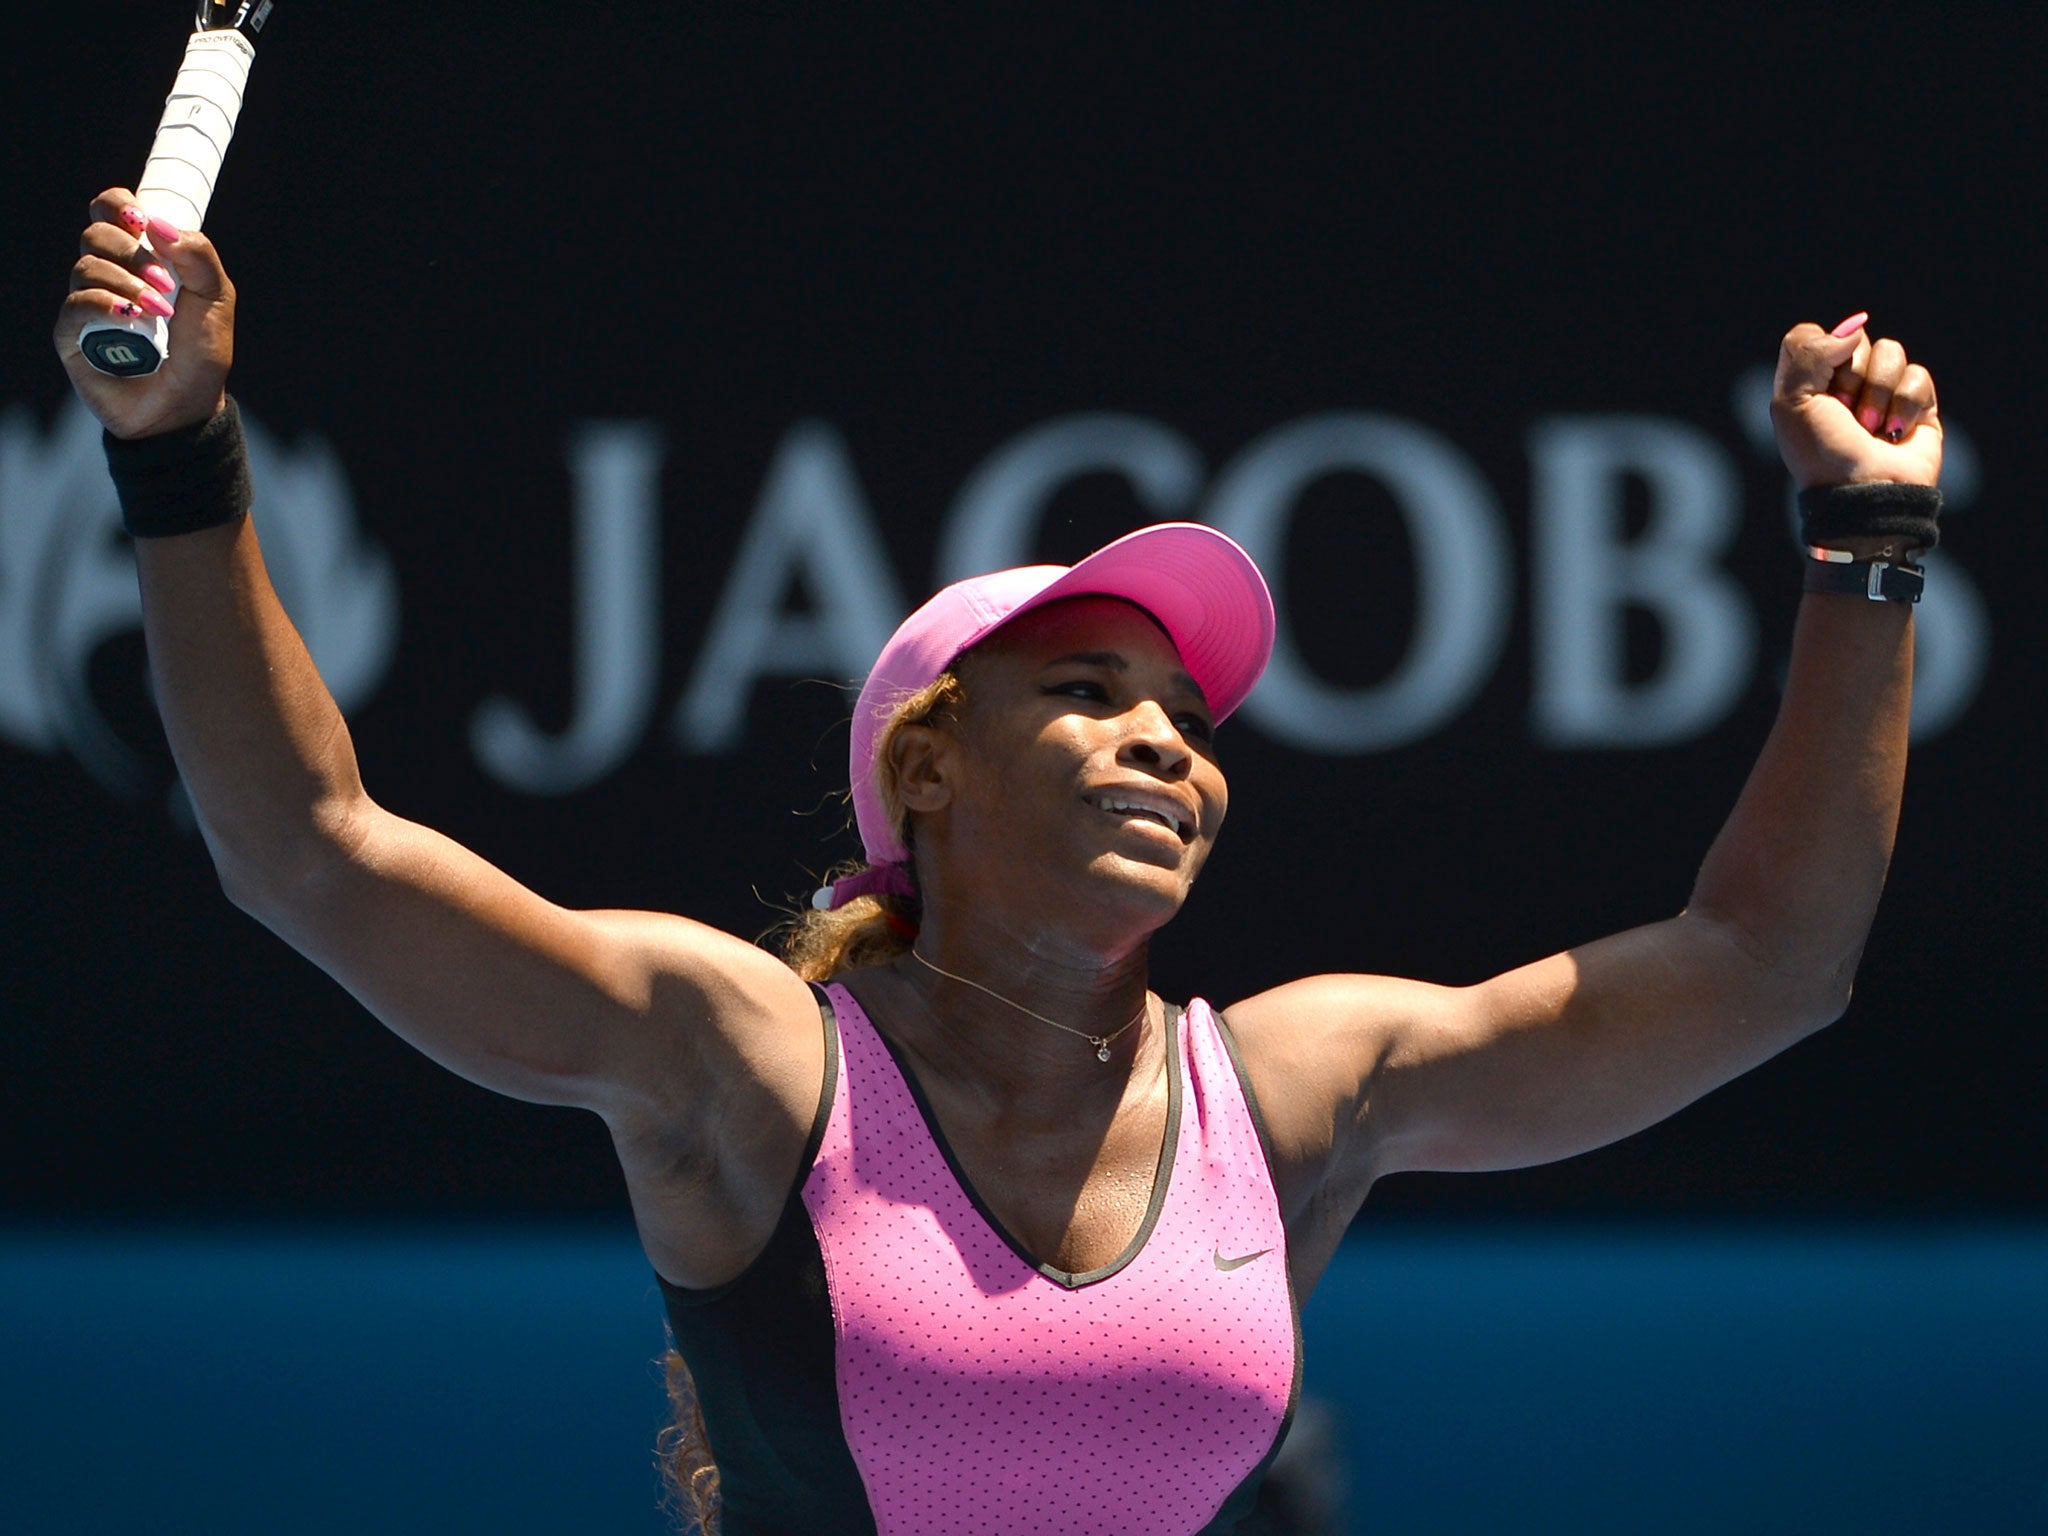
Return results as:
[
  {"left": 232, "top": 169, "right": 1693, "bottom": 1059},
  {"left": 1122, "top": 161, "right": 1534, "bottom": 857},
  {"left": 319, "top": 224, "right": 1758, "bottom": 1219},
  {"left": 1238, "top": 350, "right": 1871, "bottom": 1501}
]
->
[
  {"left": 1858, "top": 405, "right": 1883, "bottom": 433},
  {"left": 135, "top": 289, "right": 175, "bottom": 319},
  {"left": 118, "top": 206, "right": 147, "bottom": 231},
  {"left": 117, "top": 301, "right": 144, "bottom": 318},
  {"left": 142, "top": 263, "right": 176, "bottom": 295},
  {"left": 1830, "top": 311, "right": 1869, "bottom": 339},
  {"left": 146, "top": 214, "right": 183, "bottom": 245},
  {"left": 1885, "top": 419, "right": 1907, "bottom": 442}
]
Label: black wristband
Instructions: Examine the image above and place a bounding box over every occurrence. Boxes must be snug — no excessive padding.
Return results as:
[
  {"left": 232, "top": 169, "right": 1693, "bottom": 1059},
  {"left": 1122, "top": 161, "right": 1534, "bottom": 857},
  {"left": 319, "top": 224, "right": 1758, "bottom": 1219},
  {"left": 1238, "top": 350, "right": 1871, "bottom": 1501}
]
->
[
  {"left": 102, "top": 397, "right": 254, "bottom": 539},
  {"left": 1803, "top": 552, "right": 1924, "bottom": 603},
  {"left": 1797, "top": 481, "right": 1941, "bottom": 554}
]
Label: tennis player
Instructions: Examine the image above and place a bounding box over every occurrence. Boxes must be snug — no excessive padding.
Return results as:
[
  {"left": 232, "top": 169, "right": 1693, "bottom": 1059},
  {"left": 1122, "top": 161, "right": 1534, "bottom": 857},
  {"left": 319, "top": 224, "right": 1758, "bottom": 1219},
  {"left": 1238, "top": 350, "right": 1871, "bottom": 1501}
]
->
[{"left": 57, "top": 188, "right": 1941, "bottom": 1535}]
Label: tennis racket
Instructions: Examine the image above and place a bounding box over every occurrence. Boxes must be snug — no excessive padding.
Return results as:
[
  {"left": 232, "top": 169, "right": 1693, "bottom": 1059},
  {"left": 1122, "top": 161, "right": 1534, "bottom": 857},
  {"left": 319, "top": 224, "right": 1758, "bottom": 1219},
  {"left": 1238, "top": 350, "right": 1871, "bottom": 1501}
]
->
[{"left": 79, "top": 1, "right": 274, "bottom": 378}]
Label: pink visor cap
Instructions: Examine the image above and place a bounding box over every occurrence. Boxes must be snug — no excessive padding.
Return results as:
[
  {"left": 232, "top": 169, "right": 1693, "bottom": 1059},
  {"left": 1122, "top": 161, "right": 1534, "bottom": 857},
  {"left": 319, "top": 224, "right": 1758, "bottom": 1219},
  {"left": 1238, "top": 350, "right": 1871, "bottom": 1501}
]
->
[{"left": 837, "top": 522, "right": 1275, "bottom": 892}]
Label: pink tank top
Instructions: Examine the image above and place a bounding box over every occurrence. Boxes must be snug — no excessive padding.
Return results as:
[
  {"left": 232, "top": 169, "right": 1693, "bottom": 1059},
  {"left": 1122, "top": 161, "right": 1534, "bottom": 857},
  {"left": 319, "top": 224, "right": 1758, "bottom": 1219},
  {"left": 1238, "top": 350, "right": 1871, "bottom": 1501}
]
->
[{"left": 804, "top": 984, "right": 1298, "bottom": 1534}]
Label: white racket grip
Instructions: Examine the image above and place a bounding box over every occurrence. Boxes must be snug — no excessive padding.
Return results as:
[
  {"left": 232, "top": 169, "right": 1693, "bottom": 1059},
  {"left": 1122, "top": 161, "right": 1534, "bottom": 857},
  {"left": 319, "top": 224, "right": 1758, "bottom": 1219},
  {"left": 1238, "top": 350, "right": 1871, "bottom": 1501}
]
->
[
  {"left": 80, "top": 28, "right": 255, "bottom": 377},
  {"left": 137, "top": 28, "right": 256, "bottom": 233}
]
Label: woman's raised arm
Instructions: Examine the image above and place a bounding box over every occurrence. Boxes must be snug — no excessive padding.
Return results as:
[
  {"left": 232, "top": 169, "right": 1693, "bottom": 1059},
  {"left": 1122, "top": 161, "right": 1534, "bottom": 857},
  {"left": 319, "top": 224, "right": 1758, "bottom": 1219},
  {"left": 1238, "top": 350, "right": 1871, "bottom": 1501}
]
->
[
  {"left": 53, "top": 191, "right": 821, "bottom": 1282},
  {"left": 1227, "top": 316, "right": 1939, "bottom": 1257}
]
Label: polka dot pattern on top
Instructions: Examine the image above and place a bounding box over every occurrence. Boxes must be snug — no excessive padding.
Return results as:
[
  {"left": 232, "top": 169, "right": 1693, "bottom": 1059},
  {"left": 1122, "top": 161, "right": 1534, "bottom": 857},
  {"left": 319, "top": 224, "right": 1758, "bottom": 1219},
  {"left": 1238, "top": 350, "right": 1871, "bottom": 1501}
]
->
[{"left": 804, "top": 987, "right": 1297, "bottom": 1535}]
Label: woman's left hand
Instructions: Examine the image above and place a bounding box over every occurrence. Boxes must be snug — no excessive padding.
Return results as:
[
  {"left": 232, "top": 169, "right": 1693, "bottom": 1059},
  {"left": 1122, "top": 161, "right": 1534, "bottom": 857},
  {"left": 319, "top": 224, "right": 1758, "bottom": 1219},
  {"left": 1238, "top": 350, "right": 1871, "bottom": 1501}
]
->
[{"left": 1770, "top": 315, "right": 1942, "bottom": 491}]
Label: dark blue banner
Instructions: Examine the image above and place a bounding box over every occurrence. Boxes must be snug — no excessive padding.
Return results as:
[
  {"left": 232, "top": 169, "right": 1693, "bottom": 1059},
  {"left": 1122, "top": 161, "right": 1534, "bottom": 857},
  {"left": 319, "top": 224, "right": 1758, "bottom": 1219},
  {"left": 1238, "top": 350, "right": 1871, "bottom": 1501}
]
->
[{"left": 5, "top": 5, "right": 2041, "bottom": 1218}]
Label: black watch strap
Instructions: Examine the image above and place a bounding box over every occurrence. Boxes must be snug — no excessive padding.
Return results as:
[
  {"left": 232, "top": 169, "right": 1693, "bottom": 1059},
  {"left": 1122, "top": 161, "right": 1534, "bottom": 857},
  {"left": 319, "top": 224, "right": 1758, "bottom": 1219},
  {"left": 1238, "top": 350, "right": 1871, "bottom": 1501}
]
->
[{"left": 1803, "top": 553, "right": 1924, "bottom": 603}]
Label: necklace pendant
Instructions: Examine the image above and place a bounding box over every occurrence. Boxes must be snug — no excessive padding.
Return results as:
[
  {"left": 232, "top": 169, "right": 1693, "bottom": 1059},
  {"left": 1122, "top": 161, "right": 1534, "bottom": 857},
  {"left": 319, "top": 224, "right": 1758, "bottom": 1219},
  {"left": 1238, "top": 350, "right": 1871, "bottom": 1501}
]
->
[{"left": 1095, "top": 1041, "right": 1112, "bottom": 1062}]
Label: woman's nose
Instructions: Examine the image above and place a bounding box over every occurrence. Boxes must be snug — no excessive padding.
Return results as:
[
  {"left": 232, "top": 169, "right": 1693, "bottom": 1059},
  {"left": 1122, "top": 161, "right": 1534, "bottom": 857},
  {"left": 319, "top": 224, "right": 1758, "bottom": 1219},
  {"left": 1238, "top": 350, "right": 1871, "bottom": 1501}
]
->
[{"left": 1117, "top": 701, "right": 1192, "bottom": 777}]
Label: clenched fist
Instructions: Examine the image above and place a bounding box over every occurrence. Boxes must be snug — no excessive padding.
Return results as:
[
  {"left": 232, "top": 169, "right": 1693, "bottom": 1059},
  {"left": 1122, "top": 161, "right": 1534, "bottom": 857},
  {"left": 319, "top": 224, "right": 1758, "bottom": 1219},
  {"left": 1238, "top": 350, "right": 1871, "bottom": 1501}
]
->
[
  {"left": 1771, "top": 314, "right": 1940, "bottom": 492},
  {"left": 54, "top": 188, "right": 235, "bottom": 441}
]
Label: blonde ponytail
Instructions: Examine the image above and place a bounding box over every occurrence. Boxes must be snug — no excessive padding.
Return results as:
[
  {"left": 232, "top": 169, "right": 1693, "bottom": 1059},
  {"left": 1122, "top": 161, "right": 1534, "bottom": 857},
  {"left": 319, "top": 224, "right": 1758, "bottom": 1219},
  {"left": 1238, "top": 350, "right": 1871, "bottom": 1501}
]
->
[{"left": 771, "top": 669, "right": 963, "bottom": 980}]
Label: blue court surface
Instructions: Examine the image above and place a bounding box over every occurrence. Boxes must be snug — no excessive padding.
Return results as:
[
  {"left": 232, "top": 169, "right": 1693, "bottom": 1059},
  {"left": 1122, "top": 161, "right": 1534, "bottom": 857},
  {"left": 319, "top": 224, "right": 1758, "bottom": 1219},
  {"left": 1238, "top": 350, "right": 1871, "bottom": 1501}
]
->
[{"left": 3, "top": 1222, "right": 2042, "bottom": 1534}]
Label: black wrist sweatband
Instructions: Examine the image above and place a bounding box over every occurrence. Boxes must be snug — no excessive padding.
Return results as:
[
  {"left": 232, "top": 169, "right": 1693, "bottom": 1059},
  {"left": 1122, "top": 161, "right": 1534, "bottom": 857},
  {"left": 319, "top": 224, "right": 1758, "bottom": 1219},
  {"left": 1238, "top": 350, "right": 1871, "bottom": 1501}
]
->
[
  {"left": 1797, "top": 481, "right": 1941, "bottom": 554},
  {"left": 102, "top": 397, "right": 254, "bottom": 539}
]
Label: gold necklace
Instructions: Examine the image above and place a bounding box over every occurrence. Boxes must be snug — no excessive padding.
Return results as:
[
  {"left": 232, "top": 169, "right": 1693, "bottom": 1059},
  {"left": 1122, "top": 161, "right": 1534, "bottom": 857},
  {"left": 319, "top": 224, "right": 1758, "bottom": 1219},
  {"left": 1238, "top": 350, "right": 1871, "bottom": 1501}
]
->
[{"left": 909, "top": 949, "right": 1147, "bottom": 1063}]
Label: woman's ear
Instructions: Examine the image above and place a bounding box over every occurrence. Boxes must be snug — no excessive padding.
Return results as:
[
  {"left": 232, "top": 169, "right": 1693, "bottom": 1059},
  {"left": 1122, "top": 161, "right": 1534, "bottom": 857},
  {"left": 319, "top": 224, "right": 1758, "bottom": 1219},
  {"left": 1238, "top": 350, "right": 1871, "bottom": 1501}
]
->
[{"left": 887, "top": 722, "right": 954, "bottom": 815}]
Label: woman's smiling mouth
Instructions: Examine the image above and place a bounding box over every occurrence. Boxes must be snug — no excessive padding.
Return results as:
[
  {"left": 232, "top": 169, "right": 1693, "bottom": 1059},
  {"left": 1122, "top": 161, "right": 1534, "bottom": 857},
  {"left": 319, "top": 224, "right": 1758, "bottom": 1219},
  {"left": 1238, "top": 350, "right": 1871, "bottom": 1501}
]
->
[{"left": 1082, "top": 789, "right": 1194, "bottom": 842}]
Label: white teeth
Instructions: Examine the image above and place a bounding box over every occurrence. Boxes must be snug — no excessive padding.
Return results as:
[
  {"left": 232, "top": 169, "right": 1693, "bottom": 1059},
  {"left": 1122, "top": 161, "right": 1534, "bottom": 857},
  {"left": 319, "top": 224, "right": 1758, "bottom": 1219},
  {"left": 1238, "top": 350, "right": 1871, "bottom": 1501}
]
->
[{"left": 1092, "top": 795, "right": 1187, "bottom": 837}]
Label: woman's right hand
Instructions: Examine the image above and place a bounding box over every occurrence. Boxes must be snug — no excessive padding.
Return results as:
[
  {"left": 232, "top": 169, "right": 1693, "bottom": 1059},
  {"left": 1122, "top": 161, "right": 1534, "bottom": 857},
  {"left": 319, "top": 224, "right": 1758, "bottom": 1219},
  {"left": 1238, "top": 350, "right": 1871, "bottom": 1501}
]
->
[{"left": 53, "top": 187, "right": 236, "bottom": 441}]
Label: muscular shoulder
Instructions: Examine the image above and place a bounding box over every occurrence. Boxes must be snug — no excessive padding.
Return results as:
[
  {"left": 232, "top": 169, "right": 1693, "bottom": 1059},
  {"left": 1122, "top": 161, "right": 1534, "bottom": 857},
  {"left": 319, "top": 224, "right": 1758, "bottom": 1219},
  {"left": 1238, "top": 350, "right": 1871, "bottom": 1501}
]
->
[
  {"left": 592, "top": 915, "right": 829, "bottom": 1288},
  {"left": 1217, "top": 974, "right": 1448, "bottom": 1219},
  {"left": 578, "top": 910, "right": 823, "bottom": 1112}
]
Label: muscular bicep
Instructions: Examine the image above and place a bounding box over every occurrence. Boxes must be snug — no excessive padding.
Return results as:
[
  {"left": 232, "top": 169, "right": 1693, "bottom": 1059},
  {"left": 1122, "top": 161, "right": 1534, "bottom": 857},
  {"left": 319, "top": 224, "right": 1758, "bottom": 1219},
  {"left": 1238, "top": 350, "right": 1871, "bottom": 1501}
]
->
[
  {"left": 1237, "top": 909, "right": 1839, "bottom": 1191},
  {"left": 237, "top": 798, "right": 816, "bottom": 1122},
  {"left": 1381, "top": 911, "right": 1844, "bottom": 1174}
]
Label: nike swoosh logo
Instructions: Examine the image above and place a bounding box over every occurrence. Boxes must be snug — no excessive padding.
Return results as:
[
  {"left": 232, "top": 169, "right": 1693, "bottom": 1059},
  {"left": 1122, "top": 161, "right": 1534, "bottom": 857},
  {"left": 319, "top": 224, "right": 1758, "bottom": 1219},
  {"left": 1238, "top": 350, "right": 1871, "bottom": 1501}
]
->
[{"left": 1213, "top": 1246, "right": 1273, "bottom": 1272}]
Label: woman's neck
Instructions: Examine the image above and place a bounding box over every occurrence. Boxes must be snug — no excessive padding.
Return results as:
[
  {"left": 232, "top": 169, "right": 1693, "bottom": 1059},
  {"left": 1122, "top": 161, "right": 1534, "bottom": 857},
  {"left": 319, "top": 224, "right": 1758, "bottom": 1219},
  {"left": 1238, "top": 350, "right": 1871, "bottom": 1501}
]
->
[{"left": 861, "top": 914, "right": 1158, "bottom": 1099}]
